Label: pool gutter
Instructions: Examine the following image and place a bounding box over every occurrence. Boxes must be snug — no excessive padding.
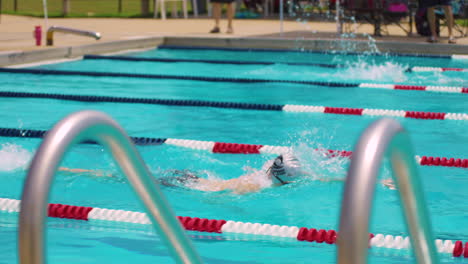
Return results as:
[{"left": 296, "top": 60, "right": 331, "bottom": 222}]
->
[
  {"left": 0, "top": 36, "right": 467, "bottom": 67},
  {"left": 164, "top": 36, "right": 468, "bottom": 56},
  {"left": 0, "top": 36, "right": 164, "bottom": 67}
]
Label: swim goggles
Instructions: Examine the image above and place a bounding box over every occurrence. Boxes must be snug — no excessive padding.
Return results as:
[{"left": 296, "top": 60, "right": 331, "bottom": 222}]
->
[{"left": 267, "top": 155, "right": 289, "bottom": 185}]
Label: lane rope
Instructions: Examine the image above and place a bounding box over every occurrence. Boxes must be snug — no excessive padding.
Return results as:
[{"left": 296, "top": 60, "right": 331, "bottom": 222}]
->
[
  {"left": 84, "top": 54, "right": 468, "bottom": 73},
  {"left": 1, "top": 91, "right": 467, "bottom": 121},
  {"left": 0, "top": 68, "right": 357, "bottom": 88},
  {"left": 411, "top": 67, "right": 467, "bottom": 72},
  {"left": 158, "top": 45, "right": 468, "bottom": 60},
  {"left": 83, "top": 54, "right": 341, "bottom": 68},
  {"left": 0, "top": 68, "right": 466, "bottom": 95},
  {"left": 0, "top": 197, "right": 466, "bottom": 257},
  {"left": 0, "top": 127, "right": 466, "bottom": 169}
]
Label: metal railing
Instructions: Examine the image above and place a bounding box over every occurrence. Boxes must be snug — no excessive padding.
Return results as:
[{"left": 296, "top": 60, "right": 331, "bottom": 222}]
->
[
  {"left": 18, "top": 110, "right": 202, "bottom": 264},
  {"left": 46, "top": 26, "right": 101, "bottom": 46},
  {"left": 337, "top": 118, "right": 439, "bottom": 264}
]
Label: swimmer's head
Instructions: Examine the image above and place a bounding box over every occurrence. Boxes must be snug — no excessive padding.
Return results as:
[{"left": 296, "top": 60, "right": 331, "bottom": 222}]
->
[{"left": 267, "top": 153, "right": 301, "bottom": 185}]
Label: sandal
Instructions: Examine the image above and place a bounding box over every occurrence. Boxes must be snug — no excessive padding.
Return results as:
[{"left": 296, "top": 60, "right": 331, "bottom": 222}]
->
[
  {"left": 209, "top": 27, "right": 220, "bottom": 34},
  {"left": 427, "top": 36, "right": 438, "bottom": 43},
  {"left": 448, "top": 36, "right": 457, "bottom": 44}
]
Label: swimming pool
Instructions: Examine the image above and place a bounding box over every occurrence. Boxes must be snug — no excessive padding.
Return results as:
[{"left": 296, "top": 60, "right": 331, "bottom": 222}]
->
[{"left": 0, "top": 45, "right": 467, "bottom": 263}]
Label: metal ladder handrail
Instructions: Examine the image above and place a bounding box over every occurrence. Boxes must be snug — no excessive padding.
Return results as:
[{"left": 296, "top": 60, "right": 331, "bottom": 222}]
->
[
  {"left": 46, "top": 26, "right": 101, "bottom": 46},
  {"left": 18, "top": 110, "right": 202, "bottom": 264},
  {"left": 337, "top": 118, "right": 439, "bottom": 264}
]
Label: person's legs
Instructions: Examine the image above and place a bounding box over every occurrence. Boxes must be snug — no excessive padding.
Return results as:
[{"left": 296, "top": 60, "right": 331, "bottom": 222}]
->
[
  {"left": 442, "top": 5, "right": 455, "bottom": 42},
  {"left": 226, "top": 2, "right": 235, "bottom": 33},
  {"left": 211, "top": 2, "right": 222, "bottom": 33},
  {"left": 427, "top": 6, "right": 438, "bottom": 41}
]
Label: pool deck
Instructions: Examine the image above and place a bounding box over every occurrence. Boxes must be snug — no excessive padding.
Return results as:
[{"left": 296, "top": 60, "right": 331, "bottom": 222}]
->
[{"left": 0, "top": 14, "right": 467, "bottom": 66}]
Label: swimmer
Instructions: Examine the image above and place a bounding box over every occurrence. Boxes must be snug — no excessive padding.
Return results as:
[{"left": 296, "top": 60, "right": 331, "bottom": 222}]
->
[
  {"left": 58, "top": 153, "right": 303, "bottom": 194},
  {"left": 158, "top": 153, "right": 304, "bottom": 194},
  {"left": 58, "top": 153, "right": 395, "bottom": 193}
]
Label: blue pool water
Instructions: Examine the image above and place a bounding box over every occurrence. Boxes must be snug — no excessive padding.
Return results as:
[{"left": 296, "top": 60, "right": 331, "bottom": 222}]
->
[{"left": 0, "top": 46, "right": 467, "bottom": 263}]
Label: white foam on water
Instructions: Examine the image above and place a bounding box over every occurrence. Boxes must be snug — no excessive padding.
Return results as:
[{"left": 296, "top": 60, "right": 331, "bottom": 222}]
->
[
  {"left": 0, "top": 143, "right": 32, "bottom": 172},
  {"left": 283, "top": 128, "right": 351, "bottom": 182},
  {"left": 286, "top": 129, "right": 395, "bottom": 188},
  {"left": 339, "top": 61, "right": 408, "bottom": 82}
]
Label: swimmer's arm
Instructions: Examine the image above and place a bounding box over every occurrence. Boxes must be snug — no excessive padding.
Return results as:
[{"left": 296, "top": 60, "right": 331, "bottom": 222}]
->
[
  {"left": 318, "top": 177, "right": 345, "bottom": 182},
  {"left": 58, "top": 167, "right": 112, "bottom": 177},
  {"left": 231, "top": 182, "right": 263, "bottom": 194},
  {"left": 59, "top": 167, "right": 95, "bottom": 173},
  {"left": 193, "top": 178, "right": 261, "bottom": 194},
  {"left": 319, "top": 177, "right": 396, "bottom": 189}
]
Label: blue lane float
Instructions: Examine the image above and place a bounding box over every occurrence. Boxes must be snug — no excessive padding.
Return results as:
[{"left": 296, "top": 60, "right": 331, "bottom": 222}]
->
[
  {"left": 0, "top": 91, "right": 284, "bottom": 111},
  {"left": 157, "top": 45, "right": 456, "bottom": 59},
  {"left": 0, "top": 127, "right": 166, "bottom": 146},
  {"left": 0, "top": 68, "right": 358, "bottom": 87},
  {"left": 83, "top": 54, "right": 340, "bottom": 68},
  {"left": 83, "top": 55, "right": 468, "bottom": 73}
]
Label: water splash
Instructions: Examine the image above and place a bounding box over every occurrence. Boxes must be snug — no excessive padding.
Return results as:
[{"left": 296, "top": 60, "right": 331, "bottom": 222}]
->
[
  {"left": 287, "top": 129, "right": 394, "bottom": 188},
  {"left": 281, "top": 128, "right": 351, "bottom": 182},
  {"left": 338, "top": 61, "right": 408, "bottom": 82},
  {"left": 288, "top": 2, "right": 382, "bottom": 54},
  {"left": 291, "top": 141, "right": 350, "bottom": 181},
  {"left": 0, "top": 143, "right": 32, "bottom": 172}
]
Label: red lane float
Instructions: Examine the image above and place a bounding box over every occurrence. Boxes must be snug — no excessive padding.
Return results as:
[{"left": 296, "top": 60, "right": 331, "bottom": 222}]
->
[
  {"left": 394, "top": 85, "right": 426, "bottom": 91},
  {"left": 297, "top": 227, "right": 337, "bottom": 244},
  {"left": 465, "top": 242, "right": 468, "bottom": 258},
  {"left": 178, "top": 216, "right": 226, "bottom": 233},
  {"left": 454, "top": 241, "right": 464, "bottom": 257},
  {"left": 410, "top": 66, "right": 467, "bottom": 72},
  {"left": 0, "top": 197, "right": 466, "bottom": 257},
  {"left": 419, "top": 156, "right": 468, "bottom": 168},
  {"left": 213, "top": 142, "right": 262, "bottom": 154},
  {"left": 405, "top": 111, "right": 445, "bottom": 120},
  {"left": 323, "top": 149, "right": 353, "bottom": 158},
  {"left": 164, "top": 139, "right": 468, "bottom": 169},
  {"left": 324, "top": 107, "right": 364, "bottom": 115},
  {"left": 283, "top": 104, "right": 467, "bottom": 121},
  {"left": 358, "top": 83, "right": 467, "bottom": 95},
  {"left": 48, "top": 203, "right": 93, "bottom": 220},
  {"left": 442, "top": 68, "right": 464, "bottom": 72}
]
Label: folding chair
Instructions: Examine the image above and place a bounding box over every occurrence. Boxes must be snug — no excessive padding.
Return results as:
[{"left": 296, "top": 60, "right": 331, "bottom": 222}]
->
[
  {"left": 343, "top": 0, "right": 412, "bottom": 36},
  {"left": 154, "top": 0, "right": 189, "bottom": 19}
]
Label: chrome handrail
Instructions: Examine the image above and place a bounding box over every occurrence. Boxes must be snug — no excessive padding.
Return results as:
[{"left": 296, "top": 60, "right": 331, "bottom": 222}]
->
[
  {"left": 46, "top": 26, "right": 101, "bottom": 46},
  {"left": 337, "top": 118, "right": 439, "bottom": 264},
  {"left": 18, "top": 110, "right": 202, "bottom": 264}
]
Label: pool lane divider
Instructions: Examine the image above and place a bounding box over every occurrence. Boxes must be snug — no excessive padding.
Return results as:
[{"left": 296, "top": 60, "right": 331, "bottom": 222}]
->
[
  {"left": 158, "top": 45, "right": 468, "bottom": 60},
  {"left": 411, "top": 67, "right": 468, "bottom": 73},
  {"left": 0, "top": 68, "right": 466, "bottom": 95},
  {"left": 83, "top": 54, "right": 341, "bottom": 68},
  {"left": 1, "top": 127, "right": 467, "bottom": 169},
  {"left": 0, "top": 68, "right": 356, "bottom": 87},
  {"left": 83, "top": 54, "right": 468, "bottom": 73},
  {"left": 1, "top": 91, "right": 468, "bottom": 121},
  {"left": 0, "top": 197, "right": 466, "bottom": 257}
]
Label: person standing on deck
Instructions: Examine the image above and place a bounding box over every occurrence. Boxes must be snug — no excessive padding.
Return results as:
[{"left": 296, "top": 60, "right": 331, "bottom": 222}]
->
[
  {"left": 425, "top": 0, "right": 456, "bottom": 43},
  {"left": 209, "top": 0, "right": 235, "bottom": 34}
]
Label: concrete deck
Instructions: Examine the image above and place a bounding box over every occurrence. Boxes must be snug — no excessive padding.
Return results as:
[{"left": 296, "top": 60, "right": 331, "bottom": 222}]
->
[{"left": 0, "top": 14, "right": 467, "bottom": 66}]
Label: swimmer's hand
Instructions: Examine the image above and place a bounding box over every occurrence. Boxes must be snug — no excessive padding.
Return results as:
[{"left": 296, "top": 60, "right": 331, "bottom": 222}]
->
[{"left": 381, "top": 178, "right": 396, "bottom": 190}]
